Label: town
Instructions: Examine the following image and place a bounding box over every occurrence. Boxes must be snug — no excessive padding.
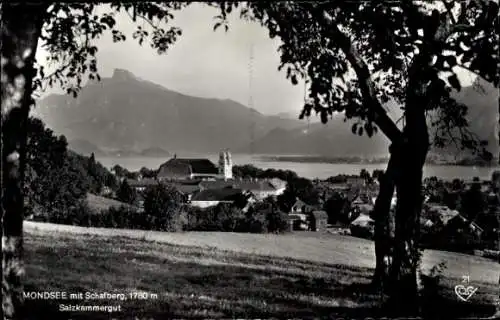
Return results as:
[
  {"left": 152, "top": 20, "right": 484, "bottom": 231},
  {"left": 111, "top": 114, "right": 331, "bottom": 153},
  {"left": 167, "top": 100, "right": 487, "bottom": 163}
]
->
[{"left": 28, "top": 148, "right": 500, "bottom": 260}]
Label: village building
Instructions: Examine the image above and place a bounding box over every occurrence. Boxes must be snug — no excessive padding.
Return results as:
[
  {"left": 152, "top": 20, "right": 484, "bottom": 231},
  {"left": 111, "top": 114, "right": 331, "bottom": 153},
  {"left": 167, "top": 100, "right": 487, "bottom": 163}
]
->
[
  {"left": 127, "top": 178, "right": 158, "bottom": 192},
  {"left": 350, "top": 213, "right": 375, "bottom": 239},
  {"left": 309, "top": 211, "right": 328, "bottom": 232},
  {"left": 157, "top": 158, "right": 219, "bottom": 181},
  {"left": 199, "top": 178, "right": 286, "bottom": 201},
  {"left": 289, "top": 198, "right": 314, "bottom": 214},
  {"left": 346, "top": 176, "right": 366, "bottom": 187},
  {"left": 420, "top": 203, "right": 484, "bottom": 250},
  {"left": 287, "top": 198, "right": 315, "bottom": 231},
  {"left": 189, "top": 188, "right": 254, "bottom": 209},
  {"left": 156, "top": 150, "right": 233, "bottom": 181}
]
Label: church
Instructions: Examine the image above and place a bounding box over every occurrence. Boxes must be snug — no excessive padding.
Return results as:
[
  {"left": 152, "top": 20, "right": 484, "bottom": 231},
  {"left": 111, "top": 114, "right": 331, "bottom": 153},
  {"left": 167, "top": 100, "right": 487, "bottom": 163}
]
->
[{"left": 156, "top": 150, "right": 233, "bottom": 181}]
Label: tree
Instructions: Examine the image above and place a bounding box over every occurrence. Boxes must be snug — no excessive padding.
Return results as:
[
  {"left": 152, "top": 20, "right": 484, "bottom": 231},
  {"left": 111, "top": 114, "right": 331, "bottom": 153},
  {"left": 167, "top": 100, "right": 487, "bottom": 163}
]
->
[
  {"left": 460, "top": 181, "right": 487, "bottom": 221},
  {"left": 111, "top": 164, "right": 128, "bottom": 178},
  {"left": 139, "top": 166, "right": 157, "bottom": 179},
  {"left": 371, "top": 169, "right": 385, "bottom": 185},
  {"left": 23, "top": 117, "right": 90, "bottom": 221},
  {"left": 359, "top": 168, "right": 371, "bottom": 183},
  {"left": 277, "top": 177, "right": 319, "bottom": 211},
  {"left": 492, "top": 170, "right": 500, "bottom": 191},
  {"left": 116, "top": 179, "right": 137, "bottom": 205},
  {"left": 324, "top": 192, "right": 350, "bottom": 224},
  {"left": 143, "top": 184, "right": 184, "bottom": 232}
]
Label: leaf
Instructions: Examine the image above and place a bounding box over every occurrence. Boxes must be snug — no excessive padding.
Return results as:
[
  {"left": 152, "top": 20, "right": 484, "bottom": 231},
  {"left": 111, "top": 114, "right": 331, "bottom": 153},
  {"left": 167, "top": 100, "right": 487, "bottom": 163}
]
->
[
  {"left": 364, "top": 123, "right": 374, "bottom": 137},
  {"left": 320, "top": 112, "right": 328, "bottom": 124},
  {"left": 291, "top": 74, "right": 298, "bottom": 85},
  {"left": 445, "top": 56, "right": 457, "bottom": 68},
  {"left": 213, "top": 22, "right": 221, "bottom": 31},
  {"left": 351, "top": 123, "right": 358, "bottom": 135},
  {"left": 447, "top": 74, "right": 461, "bottom": 91},
  {"left": 358, "top": 126, "right": 363, "bottom": 136}
]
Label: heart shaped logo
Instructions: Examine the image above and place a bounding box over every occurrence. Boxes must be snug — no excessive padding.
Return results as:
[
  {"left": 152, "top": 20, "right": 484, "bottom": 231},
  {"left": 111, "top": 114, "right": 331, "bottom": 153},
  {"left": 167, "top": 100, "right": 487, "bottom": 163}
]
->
[{"left": 454, "top": 284, "right": 478, "bottom": 302}]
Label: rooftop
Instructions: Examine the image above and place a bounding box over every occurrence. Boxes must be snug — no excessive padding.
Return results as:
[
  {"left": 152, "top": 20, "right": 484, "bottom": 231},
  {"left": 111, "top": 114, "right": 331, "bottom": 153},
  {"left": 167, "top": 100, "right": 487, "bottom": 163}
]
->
[
  {"left": 190, "top": 188, "right": 245, "bottom": 202},
  {"left": 157, "top": 158, "right": 219, "bottom": 178},
  {"left": 127, "top": 178, "right": 158, "bottom": 187},
  {"left": 200, "top": 179, "right": 277, "bottom": 192}
]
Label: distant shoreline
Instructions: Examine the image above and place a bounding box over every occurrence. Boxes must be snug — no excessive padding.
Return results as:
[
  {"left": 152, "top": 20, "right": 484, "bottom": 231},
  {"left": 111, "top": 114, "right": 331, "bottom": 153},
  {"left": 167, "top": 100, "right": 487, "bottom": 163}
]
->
[{"left": 258, "top": 155, "right": 499, "bottom": 167}]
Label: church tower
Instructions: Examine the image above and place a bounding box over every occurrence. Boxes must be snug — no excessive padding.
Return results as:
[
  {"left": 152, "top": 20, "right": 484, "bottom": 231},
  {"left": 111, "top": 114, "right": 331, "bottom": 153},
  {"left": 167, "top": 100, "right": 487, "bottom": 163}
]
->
[{"left": 218, "top": 150, "right": 233, "bottom": 180}]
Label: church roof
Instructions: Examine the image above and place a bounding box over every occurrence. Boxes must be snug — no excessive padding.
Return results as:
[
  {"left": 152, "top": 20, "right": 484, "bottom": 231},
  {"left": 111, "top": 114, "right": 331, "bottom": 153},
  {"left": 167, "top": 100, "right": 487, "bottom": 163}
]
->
[{"left": 157, "top": 158, "right": 218, "bottom": 178}]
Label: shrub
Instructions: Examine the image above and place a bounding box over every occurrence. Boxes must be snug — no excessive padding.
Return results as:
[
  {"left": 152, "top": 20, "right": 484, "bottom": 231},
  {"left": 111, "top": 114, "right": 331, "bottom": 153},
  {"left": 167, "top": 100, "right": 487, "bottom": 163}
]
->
[
  {"left": 143, "top": 184, "right": 185, "bottom": 232},
  {"left": 185, "top": 204, "right": 245, "bottom": 231},
  {"left": 184, "top": 203, "right": 287, "bottom": 233},
  {"left": 266, "top": 210, "right": 289, "bottom": 233},
  {"left": 47, "top": 200, "right": 95, "bottom": 226},
  {"left": 243, "top": 212, "right": 269, "bottom": 233},
  {"left": 420, "top": 261, "right": 447, "bottom": 317}
]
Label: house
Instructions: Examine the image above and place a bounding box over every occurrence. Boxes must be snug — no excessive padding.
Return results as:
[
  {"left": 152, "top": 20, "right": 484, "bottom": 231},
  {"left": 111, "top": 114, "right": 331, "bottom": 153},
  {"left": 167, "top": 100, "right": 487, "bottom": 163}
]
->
[
  {"left": 422, "top": 203, "right": 484, "bottom": 251},
  {"left": 127, "top": 178, "right": 158, "bottom": 192},
  {"left": 346, "top": 176, "right": 366, "bottom": 187},
  {"left": 287, "top": 213, "right": 309, "bottom": 230},
  {"left": 289, "top": 198, "right": 314, "bottom": 214},
  {"left": 350, "top": 213, "right": 375, "bottom": 239},
  {"left": 269, "top": 178, "right": 287, "bottom": 195},
  {"left": 309, "top": 211, "right": 328, "bottom": 232},
  {"left": 330, "top": 183, "right": 351, "bottom": 192},
  {"left": 469, "top": 221, "right": 484, "bottom": 236},
  {"left": 423, "top": 203, "right": 465, "bottom": 227},
  {"left": 199, "top": 178, "right": 286, "bottom": 201},
  {"left": 189, "top": 188, "right": 250, "bottom": 209},
  {"left": 350, "top": 203, "right": 374, "bottom": 222},
  {"left": 162, "top": 180, "right": 202, "bottom": 199}
]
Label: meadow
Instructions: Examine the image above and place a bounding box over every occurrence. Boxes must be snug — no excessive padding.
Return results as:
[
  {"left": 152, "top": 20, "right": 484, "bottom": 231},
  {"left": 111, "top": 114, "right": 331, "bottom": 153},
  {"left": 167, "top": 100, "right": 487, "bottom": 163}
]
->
[{"left": 22, "top": 221, "right": 499, "bottom": 319}]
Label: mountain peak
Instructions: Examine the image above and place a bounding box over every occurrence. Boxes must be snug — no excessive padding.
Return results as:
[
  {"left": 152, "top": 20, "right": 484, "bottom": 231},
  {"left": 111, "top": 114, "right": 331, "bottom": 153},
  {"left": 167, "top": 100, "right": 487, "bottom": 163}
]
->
[{"left": 111, "top": 68, "right": 136, "bottom": 81}]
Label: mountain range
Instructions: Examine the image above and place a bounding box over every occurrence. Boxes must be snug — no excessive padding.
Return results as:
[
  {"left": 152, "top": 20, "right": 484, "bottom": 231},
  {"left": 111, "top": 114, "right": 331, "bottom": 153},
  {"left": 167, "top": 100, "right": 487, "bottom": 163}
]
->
[{"left": 34, "top": 68, "right": 498, "bottom": 159}]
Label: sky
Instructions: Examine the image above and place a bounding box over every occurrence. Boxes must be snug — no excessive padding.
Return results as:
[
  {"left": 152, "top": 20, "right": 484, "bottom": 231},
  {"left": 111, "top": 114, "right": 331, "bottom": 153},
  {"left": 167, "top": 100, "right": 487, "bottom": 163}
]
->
[{"left": 36, "top": 3, "right": 479, "bottom": 117}]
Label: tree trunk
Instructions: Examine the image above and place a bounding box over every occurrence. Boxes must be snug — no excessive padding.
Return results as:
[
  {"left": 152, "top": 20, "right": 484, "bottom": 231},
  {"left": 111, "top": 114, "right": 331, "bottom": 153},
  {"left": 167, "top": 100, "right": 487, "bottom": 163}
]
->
[
  {"left": 371, "top": 146, "right": 398, "bottom": 289},
  {"left": 388, "top": 98, "right": 430, "bottom": 316},
  {"left": 1, "top": 3, "right": 47, "bottom": 318}
]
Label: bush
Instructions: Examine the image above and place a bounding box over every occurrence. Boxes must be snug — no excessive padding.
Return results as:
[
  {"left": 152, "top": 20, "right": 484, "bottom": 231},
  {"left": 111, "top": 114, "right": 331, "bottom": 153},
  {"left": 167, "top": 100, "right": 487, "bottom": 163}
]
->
[
  {"left": 184, "top": 203, "right": 289, "bottom": 234},
  {"left": 420, "top": 261, "right": 447, "bottom": 317},
  {"left": 47, "top": 200, "right": 95, "bottom": 226},
  {"left": 243, "top": 212, "right": 268, "bottom": 233},
  {"left": 266, "top": 210, "right": 289, "bottom": 233},
  {"left": 143, "top": 184, "right": 185, "bottom": 232},
  {"left": 185, "top": 204, "right": 246, "bottom": 232}
]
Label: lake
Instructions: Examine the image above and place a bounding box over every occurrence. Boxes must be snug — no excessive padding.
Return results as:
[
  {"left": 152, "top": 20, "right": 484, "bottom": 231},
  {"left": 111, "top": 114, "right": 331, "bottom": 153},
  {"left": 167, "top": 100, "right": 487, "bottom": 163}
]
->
[{"left": 96, "top": 153, "right": 499, "bottom": 181}]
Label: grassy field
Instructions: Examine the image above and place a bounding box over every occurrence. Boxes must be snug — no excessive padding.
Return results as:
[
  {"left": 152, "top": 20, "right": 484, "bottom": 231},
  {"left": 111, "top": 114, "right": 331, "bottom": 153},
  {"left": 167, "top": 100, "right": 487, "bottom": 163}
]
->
[
  {"left": 85, "top": 193, "right": 138, "bottom": 212},
  {"left": 22, "top": 221, "right": 499, "bottom": 319}
]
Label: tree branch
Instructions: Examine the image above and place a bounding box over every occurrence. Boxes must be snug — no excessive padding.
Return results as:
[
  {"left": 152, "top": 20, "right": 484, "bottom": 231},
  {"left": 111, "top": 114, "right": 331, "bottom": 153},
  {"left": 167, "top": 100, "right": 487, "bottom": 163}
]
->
[
  {"left": 320, "top": 11, "right": 403, "bottom": 144},
  {"left": 441, "top": 0, "right": 457, "bottom": 25},
  {"left": 124, "top": 7, "right": 158, "bottom": 29}
]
